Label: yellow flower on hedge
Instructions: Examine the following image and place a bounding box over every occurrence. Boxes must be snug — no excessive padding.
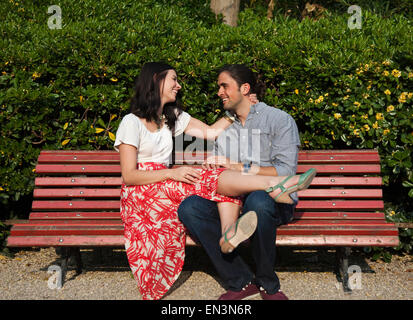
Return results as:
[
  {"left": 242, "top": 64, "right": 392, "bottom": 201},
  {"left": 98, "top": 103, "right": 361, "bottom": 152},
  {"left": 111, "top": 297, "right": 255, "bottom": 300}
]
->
[
  {"left": 108, "top": 132, "right": 116, "bottom": 141},
  {"left": 384, "top": 89, "right": 391, "bottom": 95},
  {"left": 376, "top": 113, "right": 383, "bottom": 120},
  {"left": 409, "top": 72, "right": 413, "bottom": 79},
  {"left": 382, "top": 60, "right": 391, "bottom": 66},
  {"left": 354, "top": 101, "right": 361, "bottom": 108},
  {"left": 353, "top": 129, "right": 360, "bottom": 136},
  {"left": 372, "top": 121, "right": 379, "bottom": 129},
  {"left": 391, "top": 69, "right": 401, "bottom": 78},
  {"left": 383, "top": 129, "right": 390, "bottom": 135},
  {"left": 79, "top": 96, "right": 84, "bottom": 102},
  {"left": 399, "top": 92, "right": 407, "bottom": 103},
  {"left": 408, "top": 92, "right": 413, "bottom": 99},
  {"left": 95, "top": 127, "right": 105, "bottom": 134},
  {"left": 332, "top": 102, "right": 338, "bottom": 107},
  {"left": 334, "top": 113, "right": 341, "bottom": 119},
  {"left": 215, "top": 109, "right": 220, "bottom": 113},
  {"left": 343, "top": 95, "right": 349, "bottom": 100},
  {"left": 363, "top": 124, "right": 370, "bottom": 131},
  {"left": 382, "top": 70, "right": 389, "bottom": 77},
  {"left": 390, "top": 210, "right": 395, "bottom": 216},
  {"left": 387, "top": 105, "right": 395, "bottom": 112},
  {"left": 362, "top": 114, "right": 368, "bottom": 119},
  {"left": 294, "top": 89, "right": 299, "bottom": 95},
  {"left": 32, "top": 71, "right": 41, "bottom": 79},
  {"left": 110, "top": 77, "right": 118, "bottom": 82},
  {"left": 62, "top": 139, "right": 70, "bottom": 146}
]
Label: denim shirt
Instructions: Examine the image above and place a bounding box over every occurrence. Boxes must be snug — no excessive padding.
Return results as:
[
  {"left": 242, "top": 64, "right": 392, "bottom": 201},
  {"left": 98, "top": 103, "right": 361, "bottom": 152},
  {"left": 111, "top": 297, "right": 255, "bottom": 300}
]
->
[{"left": 213, "top": 102, "right": 301, "bottom": 203}]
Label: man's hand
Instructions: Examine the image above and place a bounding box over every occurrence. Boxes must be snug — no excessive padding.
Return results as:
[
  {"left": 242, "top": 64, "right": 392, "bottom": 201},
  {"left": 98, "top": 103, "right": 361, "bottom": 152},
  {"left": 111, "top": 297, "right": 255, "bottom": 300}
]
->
[{"left": 202, "top": 155, "right": 241, "bottom": 171}]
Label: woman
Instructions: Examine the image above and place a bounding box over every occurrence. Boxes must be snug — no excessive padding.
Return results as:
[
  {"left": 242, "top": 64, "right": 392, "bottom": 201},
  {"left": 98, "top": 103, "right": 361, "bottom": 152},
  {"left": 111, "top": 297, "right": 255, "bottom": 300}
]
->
[{"left": 114, "top": 62, "right": 315, "bottom": 300}]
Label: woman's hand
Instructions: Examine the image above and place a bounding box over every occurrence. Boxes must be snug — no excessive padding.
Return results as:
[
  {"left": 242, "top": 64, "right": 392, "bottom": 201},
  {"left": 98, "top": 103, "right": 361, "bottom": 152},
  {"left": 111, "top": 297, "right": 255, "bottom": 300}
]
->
[
  {"left": 249, "top": 93, "right": 258, "bottom": 104},
  {"left": 168, "top": 166, "right": 202, "bottom": 184}
]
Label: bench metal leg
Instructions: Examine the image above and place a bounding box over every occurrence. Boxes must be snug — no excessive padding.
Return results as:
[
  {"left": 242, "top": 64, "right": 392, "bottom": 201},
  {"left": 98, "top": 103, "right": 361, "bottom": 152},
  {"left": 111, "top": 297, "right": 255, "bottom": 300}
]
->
[
  {"left": 335, "top": 247, "right": 352, "bottom": 293},
  {"left": 59, "top": 247, "right": 83, "bottom": 286}
]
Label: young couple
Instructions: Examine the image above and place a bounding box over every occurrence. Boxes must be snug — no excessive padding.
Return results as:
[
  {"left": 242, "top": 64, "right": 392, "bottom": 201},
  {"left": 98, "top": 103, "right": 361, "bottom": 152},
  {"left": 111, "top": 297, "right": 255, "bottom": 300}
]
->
[{"left": 114, "top": 62, "right": 316, "bottom": 300}]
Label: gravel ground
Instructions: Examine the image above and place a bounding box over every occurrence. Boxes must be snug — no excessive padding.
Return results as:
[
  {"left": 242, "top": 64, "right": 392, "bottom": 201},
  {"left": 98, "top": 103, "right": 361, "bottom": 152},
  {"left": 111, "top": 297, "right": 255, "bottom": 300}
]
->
[{"left": 0, "top": 246, "right": 412, "bottom": 300}]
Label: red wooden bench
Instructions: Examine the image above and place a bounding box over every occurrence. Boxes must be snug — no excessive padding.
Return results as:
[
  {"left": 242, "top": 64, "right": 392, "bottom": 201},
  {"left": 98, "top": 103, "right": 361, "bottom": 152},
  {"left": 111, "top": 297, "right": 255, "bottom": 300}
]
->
[{"left": 6, "top": 149, "right": 399, "bottom": 292}]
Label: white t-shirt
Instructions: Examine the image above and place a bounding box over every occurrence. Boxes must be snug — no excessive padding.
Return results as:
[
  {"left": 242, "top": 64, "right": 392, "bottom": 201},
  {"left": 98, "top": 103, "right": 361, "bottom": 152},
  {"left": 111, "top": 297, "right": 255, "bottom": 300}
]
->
[{"left": 114, "top": 111, "right": 191, "bottom": 165}]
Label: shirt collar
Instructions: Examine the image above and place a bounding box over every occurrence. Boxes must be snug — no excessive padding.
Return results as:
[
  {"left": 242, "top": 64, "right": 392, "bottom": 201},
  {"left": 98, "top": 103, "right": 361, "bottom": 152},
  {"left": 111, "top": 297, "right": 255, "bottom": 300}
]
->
[{"left": 233, "top": 103, "right": 261, "bottom": 124}]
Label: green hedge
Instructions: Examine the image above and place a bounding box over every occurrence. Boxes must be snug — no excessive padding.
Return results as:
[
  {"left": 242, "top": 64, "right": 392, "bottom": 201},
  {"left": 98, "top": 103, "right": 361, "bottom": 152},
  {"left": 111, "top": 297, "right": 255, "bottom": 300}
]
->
[{"left": 1, "top": 0, "right": 412, "bottom": 234}]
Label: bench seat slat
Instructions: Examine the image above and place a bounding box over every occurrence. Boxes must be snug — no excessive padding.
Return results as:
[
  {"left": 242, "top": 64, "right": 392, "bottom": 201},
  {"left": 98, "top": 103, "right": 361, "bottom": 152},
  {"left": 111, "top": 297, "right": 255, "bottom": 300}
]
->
[
  {"left": 6, "top": 234, "right": 399, "bottom": 247},
  {"left": 6, "top": 235, "right": 125, "bottom": 247},
  {"left": 275, "top": 235, "right": 399, "bottom": 247},
  {"left": 10, "top": 224, "right": 398, "bottom": 237}
]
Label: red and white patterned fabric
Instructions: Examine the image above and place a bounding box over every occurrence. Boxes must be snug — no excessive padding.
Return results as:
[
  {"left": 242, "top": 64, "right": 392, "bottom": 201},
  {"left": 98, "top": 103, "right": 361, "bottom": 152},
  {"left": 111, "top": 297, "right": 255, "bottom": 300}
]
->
[{"left": 120, "top": 162, "right": 241, "bottom": 300}]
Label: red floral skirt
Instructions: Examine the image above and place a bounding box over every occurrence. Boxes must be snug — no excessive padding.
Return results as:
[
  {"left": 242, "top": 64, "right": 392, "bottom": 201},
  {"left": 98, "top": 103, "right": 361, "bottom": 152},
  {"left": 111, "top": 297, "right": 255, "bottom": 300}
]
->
[{"left": 120, "top": 162, "right": 241, "bottom": 300}]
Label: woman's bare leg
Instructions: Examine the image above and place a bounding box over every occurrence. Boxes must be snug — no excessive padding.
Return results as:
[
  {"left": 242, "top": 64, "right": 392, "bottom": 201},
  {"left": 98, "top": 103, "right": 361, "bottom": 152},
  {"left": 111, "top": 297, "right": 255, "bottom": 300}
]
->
[
  {"left": 217, "top": 202, "right": 241, "bottom": 236},
  {"left": 216, "top": 170, "right": 300, "bottom": 200}
]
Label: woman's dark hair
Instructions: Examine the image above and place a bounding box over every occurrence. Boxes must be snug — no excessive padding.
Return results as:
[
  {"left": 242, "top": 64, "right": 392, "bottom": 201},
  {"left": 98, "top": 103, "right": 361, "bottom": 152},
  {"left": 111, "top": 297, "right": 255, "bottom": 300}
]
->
[
  {"left": 217, "top": 64, "right": 265, "bottom": 98},
  {"left": 129, "top": 62, "right": 182, "bottom": 133}
]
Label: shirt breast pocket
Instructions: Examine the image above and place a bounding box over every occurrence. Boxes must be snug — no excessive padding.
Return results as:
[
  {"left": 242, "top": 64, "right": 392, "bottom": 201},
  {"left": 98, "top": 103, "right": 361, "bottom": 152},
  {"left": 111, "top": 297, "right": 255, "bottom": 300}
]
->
[{"left": 251, "top": 129, "right": 272, "bottom": 163}]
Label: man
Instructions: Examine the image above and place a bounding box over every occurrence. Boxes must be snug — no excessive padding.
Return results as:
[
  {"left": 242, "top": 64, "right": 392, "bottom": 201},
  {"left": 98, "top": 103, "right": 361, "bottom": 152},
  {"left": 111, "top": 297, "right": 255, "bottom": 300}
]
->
[{"left": 178, "top": 64, "right": 301, "bottom": 300}]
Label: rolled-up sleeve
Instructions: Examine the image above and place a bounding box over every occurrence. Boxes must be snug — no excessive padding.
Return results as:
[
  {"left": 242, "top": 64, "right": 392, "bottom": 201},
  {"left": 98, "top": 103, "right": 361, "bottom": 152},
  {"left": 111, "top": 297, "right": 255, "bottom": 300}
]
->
[{"left": 270, "top": 113, "right": 301, "bottom": 176}]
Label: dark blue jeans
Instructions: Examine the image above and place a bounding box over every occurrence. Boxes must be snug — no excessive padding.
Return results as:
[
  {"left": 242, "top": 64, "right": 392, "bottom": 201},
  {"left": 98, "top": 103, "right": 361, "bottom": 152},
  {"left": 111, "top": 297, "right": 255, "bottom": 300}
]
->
[{"left": 178, "top": 190, "right": 295, "bottom": 294}]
